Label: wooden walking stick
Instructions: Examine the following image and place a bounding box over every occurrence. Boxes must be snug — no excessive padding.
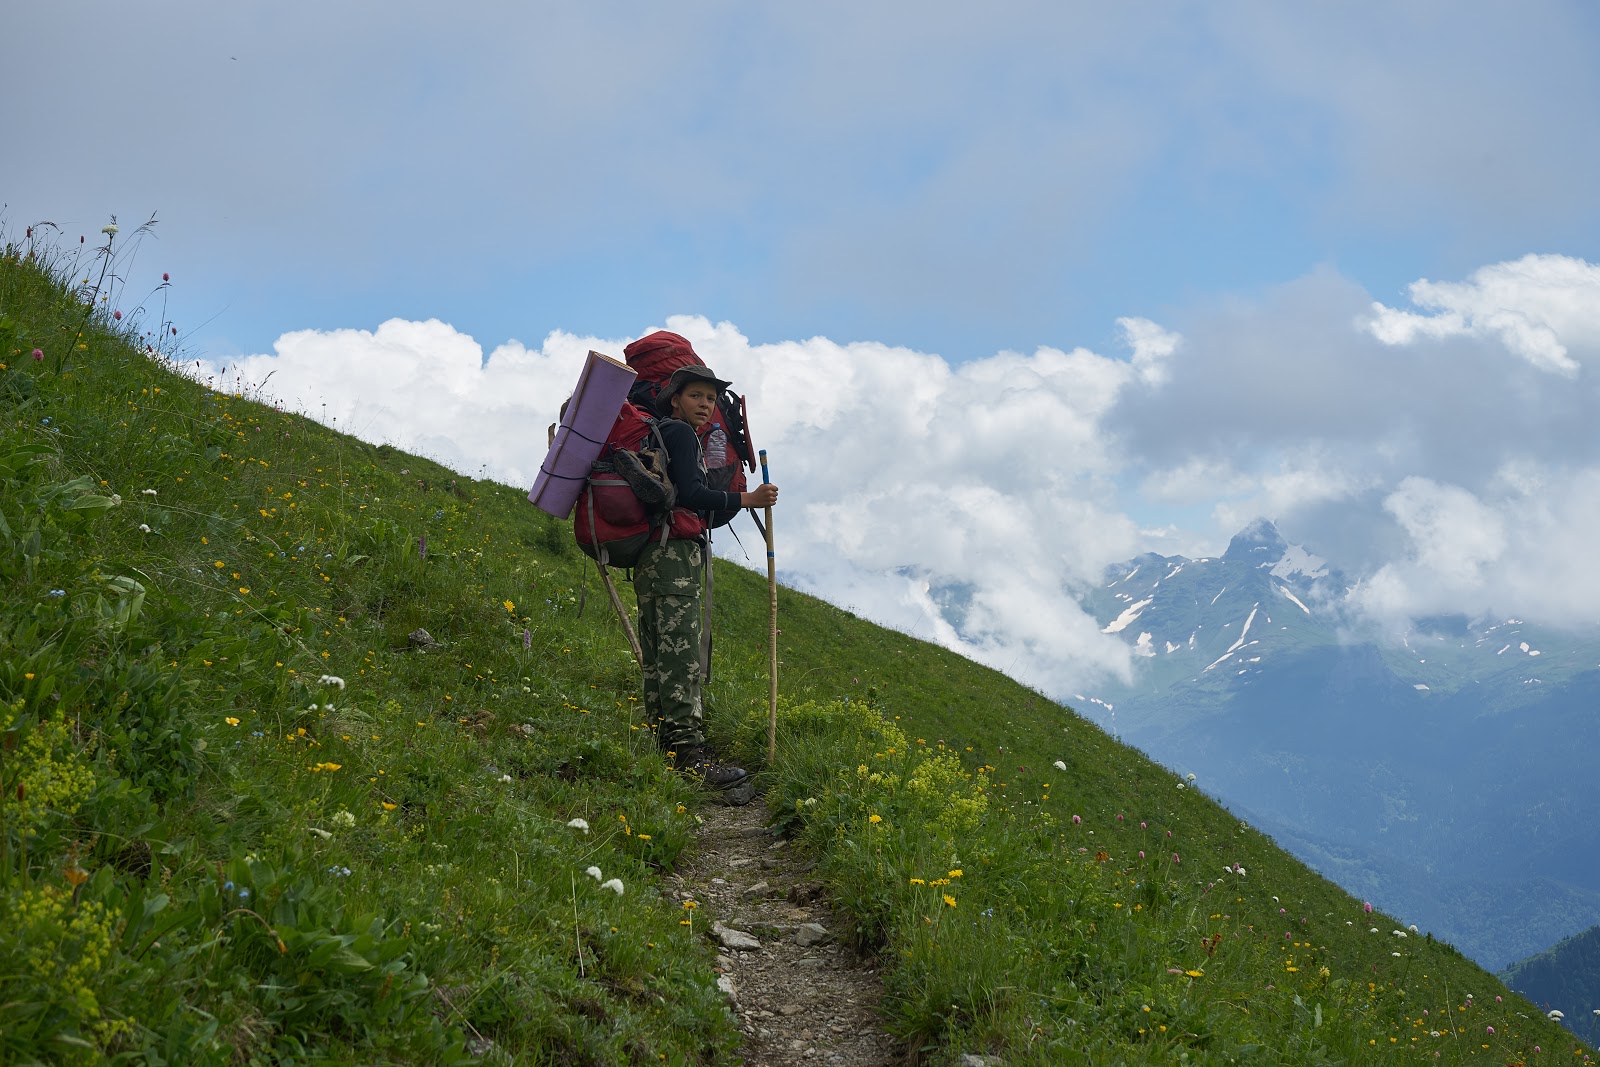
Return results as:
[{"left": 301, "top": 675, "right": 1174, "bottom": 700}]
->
[
  {"left": 761, "top": 449, "right": 778, "bottom": 765},
  {"left": 596, "top": 558, "right": 643, "bottom": 667}
]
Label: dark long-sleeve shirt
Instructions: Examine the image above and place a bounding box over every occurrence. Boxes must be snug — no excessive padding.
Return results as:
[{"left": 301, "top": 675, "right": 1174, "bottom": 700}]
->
[{"left": 657, "top": 418, "right": 740, "bottom": 514}]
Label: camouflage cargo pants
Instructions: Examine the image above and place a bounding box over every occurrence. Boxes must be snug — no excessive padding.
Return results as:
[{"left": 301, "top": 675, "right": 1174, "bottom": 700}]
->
[{"left": 634, "top": 536, "right": 706, "bottom": 753}]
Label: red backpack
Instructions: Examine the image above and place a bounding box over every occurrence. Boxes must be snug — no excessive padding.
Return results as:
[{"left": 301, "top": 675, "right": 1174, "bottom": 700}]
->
[
  {"left": 622, "top": 331, "right": 755, "bottom": 530},
  {"left": 573, "top": 402, "right": 705, "bottom": 567}
]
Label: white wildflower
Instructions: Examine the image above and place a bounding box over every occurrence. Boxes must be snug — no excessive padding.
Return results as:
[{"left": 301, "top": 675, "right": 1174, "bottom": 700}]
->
[
  {"left": 566, "top": 818, "right": 590, "bottom": 833},
  {"left": 1236, "top": 866, "right": 1246, "bottom": 876},
  {"left": 330, "top": 810, "right": 355, "bottom": 828},
  {"left": 498, "top": 774, "right": 513, "bottom": 784},
  {"left": 138, "top": 524, "right": 151, "bottom": 533},
  {"left": 1053, "top": 760, "right": 1067, "bottom": 771},
  {"left": 318, "top": 674, "right": 346, "bottom": 689},
  {"left": 102, "top": 223, "right": 119, "bottom": 236},
  {"left": 1370, "top": 927, "right": 1380, "bottom": 933},
  {"left": 140, "top": 488, "right": 157, "bottom": 495},
  {"left": 1548, "top": 1009, "right": 1564, "bottom": 1021},
  {"left": 585, "top": 866, "right": 602, "bottom": 880},
  {"left": 1185, "top": 772, "right": 1196, "bottom": 781},
  {"left": 1176, "top": 783, "right": 1186, "bottom": 790},
  {"left": 1409, "top": 924, "right": 1418, "bottom": 933},
  {"left": 600, "top": 878, "right": 624, "bottom": 895},
  {"left": 1392, "top": 951, "right": 1402, "bottom": 957},
  {"left": 1393, "top": 929, "right": 1407, "bottom": 937}
]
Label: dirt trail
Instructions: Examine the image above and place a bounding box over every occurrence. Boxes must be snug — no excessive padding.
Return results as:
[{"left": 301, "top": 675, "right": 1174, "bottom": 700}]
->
[{"left": 669, "top": 798, "right": 901, "bottom": 1066}]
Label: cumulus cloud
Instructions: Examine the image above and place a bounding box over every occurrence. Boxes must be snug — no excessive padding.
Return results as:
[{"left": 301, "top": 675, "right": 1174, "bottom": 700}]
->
[
  {"left": 1367, "top": 254, "right": 1600, "bottom": 377},
  {"left": 199, "top": 252, "right": 1600, "bottom": 694},
  {"left": 200, "top": 315, "right": 1168, "bottom": 692},
  {"left": 1354, "top": 471, "right": 1600, "bottom": 627}
]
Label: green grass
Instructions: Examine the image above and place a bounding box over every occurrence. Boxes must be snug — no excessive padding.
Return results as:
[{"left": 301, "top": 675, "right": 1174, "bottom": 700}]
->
[{"left": 2, "top": 231, "right": 1594, "bottom": 1065}]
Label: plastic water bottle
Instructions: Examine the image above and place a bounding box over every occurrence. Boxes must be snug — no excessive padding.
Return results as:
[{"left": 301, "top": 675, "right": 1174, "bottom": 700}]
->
[{"left": 705, "top": 424, "right": 728, "bottom": 467}]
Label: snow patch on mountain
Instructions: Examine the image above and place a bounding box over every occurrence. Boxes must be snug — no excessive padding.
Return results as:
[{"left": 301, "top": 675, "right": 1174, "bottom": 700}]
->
[
  {"left": 1271, "top": 543, "right": 1329, "bottom": 581},
  {"left": 1279, "top": 586, "right": 1313, "bottom": 615},
  {"left": 1102, "top": 597, "right": 1153, "bottom": 634}
]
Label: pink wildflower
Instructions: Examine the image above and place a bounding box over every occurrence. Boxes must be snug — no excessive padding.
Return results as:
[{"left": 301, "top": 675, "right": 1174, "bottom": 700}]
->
[{"left": 32, "top": 348, "right": 43, "bottom": 361}]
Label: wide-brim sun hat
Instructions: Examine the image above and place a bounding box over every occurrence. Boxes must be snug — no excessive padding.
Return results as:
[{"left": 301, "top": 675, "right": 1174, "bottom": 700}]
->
[{"left": 655, "top": 365, "right": 731, "bottom": 416}]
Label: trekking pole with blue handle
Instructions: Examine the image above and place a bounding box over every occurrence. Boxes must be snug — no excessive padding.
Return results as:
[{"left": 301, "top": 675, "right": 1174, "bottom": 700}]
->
[{"left": 761, "top": 449, "right": 778, "bottom": 764}]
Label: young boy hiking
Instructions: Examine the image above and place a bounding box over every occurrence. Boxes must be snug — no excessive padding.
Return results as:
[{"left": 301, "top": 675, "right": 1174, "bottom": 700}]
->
[{"left": 637, "top": 363, "right": 778, "bottom": 796}]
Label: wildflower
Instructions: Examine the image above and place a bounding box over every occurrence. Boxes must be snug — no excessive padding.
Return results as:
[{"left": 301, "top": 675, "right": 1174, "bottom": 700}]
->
[
  {"left": 102, "top": 223, "right": 119, "bottom": 236},
  {"left": 1409, "top": 924, "right": 1418, "bottom": 933},
  {"left": 1548, "top": 1010, "right": 1564, "bottom": 1021},
  {"left": 1392, "top": 951, "right": 1401, "bottom": 957},
  {"left": 909, "top": 877, "right": 925, "bottom": 885},
  {"left": 1393, "top": 929, "right": 1407, "bottom": 937},
  {"left": 225, "top": 716, "right": 240, "bottom": 726},
  {"left": 381, "top": 802, "right": 397, "bottom": 811},
  {"left": 600, "top": 878, "right": 624, "bottom": 895},
  {"left": 114, "top": 309, "right": 122, "bottom": 320},
  {"left": 1185, "top": 772, "right": 1196, "bottom": 781},
  {"left": 1486, "top": 1026, "right": 1495, "bottom": 1034},
  {"left": 586, "top": 866, "right": 603, "bottom": 880},
  {"left": 308, "top": 827, "right": 333, "bottom": 840},
  {"left": 32, "top": 348, "right": 43, "bottom": 361},
  {"left": 1138, "top": 850, "right": 1145, "bottom": 859},
  {"left": 498, "top": 774, "right": 512, "bottom": 783},
  {"left": 1185, "top": 968, "right": 1204, "bottom": 977},
  {"left": 943, "top": 894, "right": 957, "bottom": 907},
  {"left": 566, "top": 818, "right": 590, "bottom": 833},
  {"left": 319, "top": 674, "right": 346, "bottom": 689},
  {"left": 1053, "top": 759, "right": 1067, "bottom": 771},
  {"left": 328, "top": 865, "right": 352, "bottom": 877},
  {"left": 1363, "top": 901, "right": 1373, "bottom": 914},
  {"left": 163, "top": 272, "right": 170, "bottom": 281},
  {"left": 503, "top": 599, "right": 515, "bottom": 613},
  {"left": 868, "top": 814, "right": 882, "bottom": 824},
  {"left": 47, "top": 589, "right": 65, "bottom": 597},
  {"left": 948, "top": 869, "right": 962, "bottom": 877},
  {"left": 141, "top": 488, "right": 158, "bottom": 496},
  {"left": 1176, "top": 783, "right": 1186, "bottom": 790},
  {"left": 1370, "top": 927, "right": 1379, "bottom": 934},
  {"left": 1072, "top": 814, "right": 1081, "bottom": 824},
  {"left": 1172, "top": 853, "right": 1180, "bottom": 864},
  {"left": 682, "top": 900, "right": 697, "bottom": 910},
  {"left": 523, "top": 627, "right": 531, "bottom": 650},
  {"left": 330, "top": 810, "right": 356, "bottom": 828},
  {"left": 139, "top": 524, "right": 151, "bottom": 533}
]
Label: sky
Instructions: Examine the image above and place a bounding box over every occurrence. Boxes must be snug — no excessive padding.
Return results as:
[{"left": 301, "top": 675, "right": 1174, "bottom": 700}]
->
[{"left": 6, "top": 2, "right": 1600, "bottom": 695}]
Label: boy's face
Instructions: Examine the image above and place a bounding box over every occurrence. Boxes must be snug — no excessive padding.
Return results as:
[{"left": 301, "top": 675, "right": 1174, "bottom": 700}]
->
[{"left": 670, "top": 382, "right": 719, "bottom": 429}]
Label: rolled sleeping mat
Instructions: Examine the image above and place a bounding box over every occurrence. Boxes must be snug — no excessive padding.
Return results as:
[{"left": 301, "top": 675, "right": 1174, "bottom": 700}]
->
[{"left": 528, "top": 350, "right": 637, "bottom": 519}]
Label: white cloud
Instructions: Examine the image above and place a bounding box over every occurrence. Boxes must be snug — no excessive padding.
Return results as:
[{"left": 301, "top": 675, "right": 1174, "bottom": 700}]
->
[
  {"left": 200, "top": 314, "right": 1158, "bottom": 693},
  {"left": 1367, "top": 254, "right": 1600, "bottom": 377},
  {"left": 198, "top": 251, "right": 1600, "bottom": 694},
  {"left": 1355, "top": 471, "right": 1600, "bottom": 627}
]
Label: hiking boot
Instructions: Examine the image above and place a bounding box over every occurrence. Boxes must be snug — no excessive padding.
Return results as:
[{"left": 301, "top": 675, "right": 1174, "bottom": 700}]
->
[{"left": 672, "top": 745, "right": 749, "bottom": 790}]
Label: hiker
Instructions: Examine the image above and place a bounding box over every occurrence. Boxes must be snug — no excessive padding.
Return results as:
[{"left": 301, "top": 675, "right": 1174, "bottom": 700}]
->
[{"left": 637, "top": 364, "right": 778, "bottom": 791}]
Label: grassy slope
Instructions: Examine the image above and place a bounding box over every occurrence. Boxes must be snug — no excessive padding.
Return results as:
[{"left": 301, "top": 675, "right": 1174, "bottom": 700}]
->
[{"left": 1, "top": 240, "right": 1593, "bottom": 1065}]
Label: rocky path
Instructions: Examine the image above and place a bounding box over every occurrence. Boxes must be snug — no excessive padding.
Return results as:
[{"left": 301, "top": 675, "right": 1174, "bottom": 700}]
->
[{"left": 668, "top": 798, "right": 901, "bottom": 1067}]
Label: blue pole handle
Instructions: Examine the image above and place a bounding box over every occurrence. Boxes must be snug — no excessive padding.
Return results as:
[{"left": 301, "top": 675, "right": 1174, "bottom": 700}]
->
[{"left": 759, "top": 449, "right": 770, "bottom": 485}]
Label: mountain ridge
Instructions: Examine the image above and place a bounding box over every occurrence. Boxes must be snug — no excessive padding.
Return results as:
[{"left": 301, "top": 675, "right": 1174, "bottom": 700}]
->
[{"left": 1074, "top": 518, "right": 1600, "bottom": 968}]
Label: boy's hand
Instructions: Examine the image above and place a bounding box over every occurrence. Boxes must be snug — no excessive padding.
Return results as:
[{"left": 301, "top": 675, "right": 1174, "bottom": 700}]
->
[{"left": 742, "top": 484, "right": 779, "bottom": 508}]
